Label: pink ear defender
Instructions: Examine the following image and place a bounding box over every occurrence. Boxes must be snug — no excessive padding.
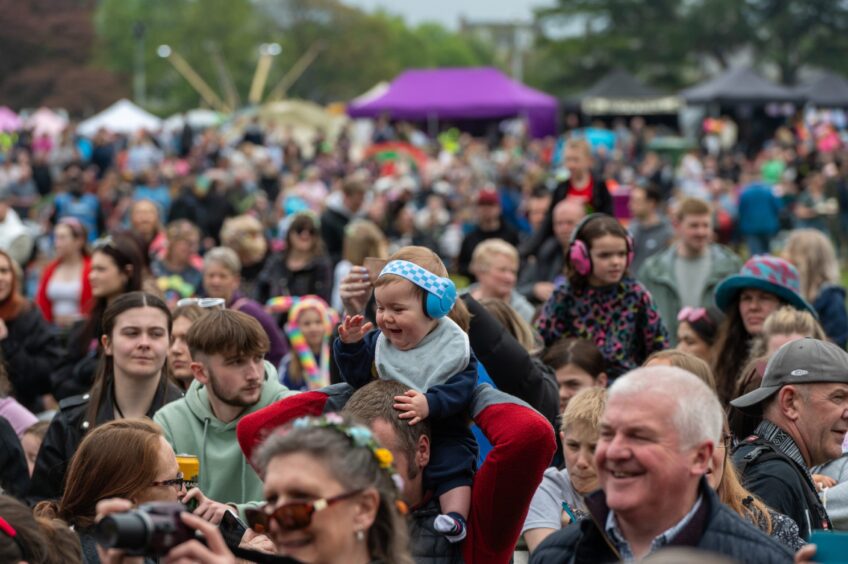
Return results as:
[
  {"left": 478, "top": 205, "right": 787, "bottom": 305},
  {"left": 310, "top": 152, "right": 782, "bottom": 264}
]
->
[{"left": 567, "top": 213, "right": 633, "bottom": 277}]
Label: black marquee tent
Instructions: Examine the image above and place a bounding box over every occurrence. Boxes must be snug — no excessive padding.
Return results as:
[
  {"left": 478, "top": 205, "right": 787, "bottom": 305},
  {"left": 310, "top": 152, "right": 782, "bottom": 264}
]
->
[
  {"left": 577, "top": 68, "right": 681, "bottom": 115},
  {"left": 795, "top": 71, "right": 848, "bottom": 108},
  {"left": 680, "top": 67, "right": 799, "bottom": 105}
]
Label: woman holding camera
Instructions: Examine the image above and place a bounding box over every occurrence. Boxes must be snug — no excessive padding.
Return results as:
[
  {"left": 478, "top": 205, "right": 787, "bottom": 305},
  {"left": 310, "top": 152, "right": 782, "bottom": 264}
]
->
[
  {"left": 34, "top": 418, "right": 186, "bottom": 563},
  {"left": 95, "top": 414, "right": 412, "bottom": 564},
  {"left": 30, "top": 292, "right": 183, "bottom": 502}
]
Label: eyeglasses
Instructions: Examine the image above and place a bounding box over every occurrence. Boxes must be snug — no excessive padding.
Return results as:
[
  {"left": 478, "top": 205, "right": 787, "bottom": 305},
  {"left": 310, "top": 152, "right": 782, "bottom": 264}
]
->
[
  {"left": 151, "top": 473, "right": 194, "bottom": 492},
  {"left": 717, "top": 433, "right": 734, "bottom": 450},
  {"left": 245, "top": 490, "right": 362, "bottom": 533},
  {"left": 176, "top": 297, "right": 226, "bottom": 309},
  {"left": 294, "top": 226, "right": 316, "bottom": 236},
  {"left": 677, "top": 306, "right": 709, "bottom": 324}
]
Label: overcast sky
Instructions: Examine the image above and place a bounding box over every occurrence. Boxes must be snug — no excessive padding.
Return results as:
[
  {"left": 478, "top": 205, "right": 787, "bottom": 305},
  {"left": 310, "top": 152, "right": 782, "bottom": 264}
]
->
[{"left": 341, "top": 0, "right": 553, "bottom": 28}]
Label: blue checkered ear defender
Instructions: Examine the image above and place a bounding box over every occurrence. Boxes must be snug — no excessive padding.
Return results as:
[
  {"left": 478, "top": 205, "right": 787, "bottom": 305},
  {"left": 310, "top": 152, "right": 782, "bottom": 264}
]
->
[{"left": 378, "top": 260, "right": 457, "bottom": 318}]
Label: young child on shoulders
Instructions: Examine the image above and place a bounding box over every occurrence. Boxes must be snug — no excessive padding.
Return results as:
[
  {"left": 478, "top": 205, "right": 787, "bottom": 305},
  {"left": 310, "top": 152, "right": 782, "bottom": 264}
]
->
[
  {"left": 535, "top": 213, "right": 668, "bottom": 380},
  {"left": 334, "top": 246, "right": 477, "bottom": 543}
]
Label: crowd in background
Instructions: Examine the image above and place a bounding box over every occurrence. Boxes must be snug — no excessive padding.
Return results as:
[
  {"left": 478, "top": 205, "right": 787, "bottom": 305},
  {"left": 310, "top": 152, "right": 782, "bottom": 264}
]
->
[{"left": 1, "top": 110, "right": 848, "bottom": 563}]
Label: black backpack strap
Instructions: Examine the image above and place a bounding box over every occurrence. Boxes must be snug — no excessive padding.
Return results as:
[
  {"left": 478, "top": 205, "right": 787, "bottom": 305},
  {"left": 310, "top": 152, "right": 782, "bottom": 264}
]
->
[{"left": 734, "top": 436, "right": 832, "bottom": 533}]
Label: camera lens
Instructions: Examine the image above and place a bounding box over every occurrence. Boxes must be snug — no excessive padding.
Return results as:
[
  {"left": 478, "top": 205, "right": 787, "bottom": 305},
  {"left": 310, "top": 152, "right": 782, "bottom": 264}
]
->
[{"left": 95, "top": 512, "right": 151, "bottom": 551}]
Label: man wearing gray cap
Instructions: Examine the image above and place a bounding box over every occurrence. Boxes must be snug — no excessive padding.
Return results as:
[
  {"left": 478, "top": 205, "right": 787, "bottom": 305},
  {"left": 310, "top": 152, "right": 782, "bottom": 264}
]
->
[{"left": 731, "top": 338, "right": 848, "bottom": 539}]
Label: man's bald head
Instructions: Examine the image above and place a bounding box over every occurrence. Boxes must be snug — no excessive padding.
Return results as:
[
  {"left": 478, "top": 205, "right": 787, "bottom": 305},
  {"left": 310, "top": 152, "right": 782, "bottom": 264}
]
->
[{"left": 553, "top": 198, "right": 587, "bottom": 247}]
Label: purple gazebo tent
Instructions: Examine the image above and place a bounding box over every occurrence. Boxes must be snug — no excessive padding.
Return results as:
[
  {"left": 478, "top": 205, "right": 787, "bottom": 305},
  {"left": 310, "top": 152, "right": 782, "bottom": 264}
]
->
[{"left": 347, "top": 67, "right": 558, "bottom": 138}]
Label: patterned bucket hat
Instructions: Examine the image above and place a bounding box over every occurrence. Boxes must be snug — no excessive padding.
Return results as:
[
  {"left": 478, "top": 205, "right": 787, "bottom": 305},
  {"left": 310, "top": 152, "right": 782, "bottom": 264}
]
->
[{"left": 714, "top": 255, "right": 816, "bottom": 317}]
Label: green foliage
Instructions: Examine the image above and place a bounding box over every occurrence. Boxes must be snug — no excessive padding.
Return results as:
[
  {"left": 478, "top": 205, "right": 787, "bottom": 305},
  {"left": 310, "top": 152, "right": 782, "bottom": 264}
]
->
[
  {"left": 95, "top": 0, "right": 264, "bottom": 115},
  {"left": 94, "top": 0, "right": 494, "bottom": 114},
  {"left": 529, "top": 0, "right": 848, "bottom": 97}
]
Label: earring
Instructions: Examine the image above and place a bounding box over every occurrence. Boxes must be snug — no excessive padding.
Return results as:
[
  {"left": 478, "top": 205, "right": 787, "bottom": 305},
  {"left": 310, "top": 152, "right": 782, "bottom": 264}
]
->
[{"left": 355, "top": 529, "right": 365, "bottom": 542}]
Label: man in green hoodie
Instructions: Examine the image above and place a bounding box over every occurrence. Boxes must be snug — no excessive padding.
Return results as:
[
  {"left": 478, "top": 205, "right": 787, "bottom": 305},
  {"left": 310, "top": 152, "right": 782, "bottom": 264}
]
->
[{"left": 153, "top": 308, "right": 295, "bottom": 523}]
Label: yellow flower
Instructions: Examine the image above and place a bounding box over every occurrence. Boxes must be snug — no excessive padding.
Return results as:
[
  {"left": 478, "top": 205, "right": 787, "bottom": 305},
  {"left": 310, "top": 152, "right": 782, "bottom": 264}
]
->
[{"left": 374, "top": 448, "right": 393, "bottom": 469}]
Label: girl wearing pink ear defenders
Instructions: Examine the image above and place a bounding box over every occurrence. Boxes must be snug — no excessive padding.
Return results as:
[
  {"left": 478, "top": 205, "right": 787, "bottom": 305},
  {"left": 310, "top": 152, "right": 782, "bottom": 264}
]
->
[{"left": 535, "top": 213, "right": 669, "bottom": 380}]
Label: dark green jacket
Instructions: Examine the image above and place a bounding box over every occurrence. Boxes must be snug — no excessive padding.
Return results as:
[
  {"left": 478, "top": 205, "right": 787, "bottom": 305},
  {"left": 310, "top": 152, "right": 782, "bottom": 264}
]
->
[{"left": 638, "top": 243, "right": 741, "bottom": 344}]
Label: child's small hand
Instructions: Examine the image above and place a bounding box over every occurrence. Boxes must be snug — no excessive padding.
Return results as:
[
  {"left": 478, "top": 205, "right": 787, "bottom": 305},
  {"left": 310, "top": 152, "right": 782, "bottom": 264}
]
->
[
  {"left": 338, "top": 314, "right": 374, "bottom": 344},
  {"left": 394, "top": 389, "right": 429, "bottom": 425}
]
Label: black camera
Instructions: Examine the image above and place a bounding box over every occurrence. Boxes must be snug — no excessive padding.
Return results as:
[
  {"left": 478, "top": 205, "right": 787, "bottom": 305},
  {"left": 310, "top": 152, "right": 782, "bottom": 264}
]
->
[{"left": 95, "top": 501, "right": 195, "bottom": 557}]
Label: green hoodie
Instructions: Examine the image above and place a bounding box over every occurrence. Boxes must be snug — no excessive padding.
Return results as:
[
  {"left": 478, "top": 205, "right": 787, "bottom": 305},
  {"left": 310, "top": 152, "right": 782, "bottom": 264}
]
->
[{"left": 153, "top": 361, "right": 295, "bottom": 518}]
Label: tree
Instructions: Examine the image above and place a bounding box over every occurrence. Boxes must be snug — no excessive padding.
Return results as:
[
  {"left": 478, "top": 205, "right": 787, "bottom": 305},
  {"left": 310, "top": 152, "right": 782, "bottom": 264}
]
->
[
  {"left": 529, "top": 0, "right": 693, "bottom": 96},
  {"left": 528, "top": 0, "right": 848, "bottom": 96},
  {"left": 747, "top": 0, "right": 848, "bottom": 85},
  {"left": 255, "top": 0, "right": 493, "bottom": 102},
  {"left": 0, "top": 0, "right": 125, "bottom": 114},
  {"left": 95, "top": 0, "right": 264, "bottom": 115},
  {"left": 93, "top": 0, "right": 493, "bottom": 112}
]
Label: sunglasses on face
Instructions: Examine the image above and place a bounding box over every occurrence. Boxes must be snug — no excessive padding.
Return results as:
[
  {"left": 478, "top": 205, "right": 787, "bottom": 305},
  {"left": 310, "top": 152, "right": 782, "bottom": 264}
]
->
[
  {"left": 245, "top": 489, "right": 362, "bottom": 533},
  {"left": 294, "top": 226, "right": 316, "bottom": 236}
]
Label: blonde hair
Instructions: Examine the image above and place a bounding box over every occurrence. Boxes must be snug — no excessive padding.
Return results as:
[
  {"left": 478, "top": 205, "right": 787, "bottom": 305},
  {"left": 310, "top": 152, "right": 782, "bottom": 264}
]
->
[
  {"left": 220, "top": 215, "right": 266, "bottom": 262},
  {"left": 565, "top": 137, "right": 592, "bottom": 159},
  {"left": 375, "top": 246, "right": 470, "bottom": 332},
  {"left": 478, "top": 297, "right": 540, "bottom": 354},
  {"left": 469, "top": 238, "right": 519, "bottom": 276},
  {"left": 783, "top": 229, "right": 840, "bottom": 302},
  {"left": 644, "top": 349, "right": 717, "bottom": 392},
  {"left": 343, "top": 220, "right": 388, "bottom": 265},
  {"left": 749, "top": 306, "right": 826, "bottom": 359},
  {"left": 561, "top": 387, "right": 607, "bottom": 436}
]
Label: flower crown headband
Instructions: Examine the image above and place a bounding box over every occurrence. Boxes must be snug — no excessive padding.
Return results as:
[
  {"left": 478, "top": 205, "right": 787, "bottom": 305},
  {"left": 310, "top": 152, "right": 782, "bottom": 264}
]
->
[{"left": 289, "top": 414, "right": 408, "bottom": 514}]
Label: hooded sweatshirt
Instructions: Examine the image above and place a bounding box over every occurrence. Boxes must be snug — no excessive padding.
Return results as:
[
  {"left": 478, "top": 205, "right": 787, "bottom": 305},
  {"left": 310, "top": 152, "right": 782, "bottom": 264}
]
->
[{"left": 153, "top": 360, "right": 294, "bottom": 518}]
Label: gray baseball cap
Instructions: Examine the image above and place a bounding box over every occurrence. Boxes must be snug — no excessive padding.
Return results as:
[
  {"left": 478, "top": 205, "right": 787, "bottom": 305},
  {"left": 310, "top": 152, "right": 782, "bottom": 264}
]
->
[{"left": 731, "top": 338, "right": 848, "bottom": 412}]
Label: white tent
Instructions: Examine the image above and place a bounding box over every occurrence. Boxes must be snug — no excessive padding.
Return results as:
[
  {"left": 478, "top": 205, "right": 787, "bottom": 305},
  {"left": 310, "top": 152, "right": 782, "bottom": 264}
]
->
[
  {"left": 26, "top": 107, "right": 69, "bottom": 138},
  {"left": 78, "top": 99, "right": 163, "bottom": 137},
  {"left": 163, "top": 109, "right": 225, "bottom": 132}
]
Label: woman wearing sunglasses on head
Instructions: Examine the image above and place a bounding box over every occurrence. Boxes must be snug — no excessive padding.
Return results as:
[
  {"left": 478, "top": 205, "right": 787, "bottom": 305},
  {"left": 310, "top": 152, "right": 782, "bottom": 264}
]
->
[
  {"left": 34, "top": 418, "right": 190, "bottom": 564},
  {"left": 674, "top": 305, "right": 723, "bottom": 365}
]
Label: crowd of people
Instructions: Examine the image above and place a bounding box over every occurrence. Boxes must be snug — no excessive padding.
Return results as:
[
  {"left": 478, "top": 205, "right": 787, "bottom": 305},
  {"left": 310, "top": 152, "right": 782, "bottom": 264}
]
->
[{"left": 1, "top": 111, "right": 848, "bottom": 563}]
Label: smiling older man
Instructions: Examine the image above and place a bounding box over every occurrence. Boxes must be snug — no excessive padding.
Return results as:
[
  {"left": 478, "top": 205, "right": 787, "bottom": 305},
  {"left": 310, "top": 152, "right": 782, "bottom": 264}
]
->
[
  {"left": 531, "top": 366, "right": 792, "bottom": 563},
  {"left": 731, "top": 338, "right": 848, "bottom": 540}
]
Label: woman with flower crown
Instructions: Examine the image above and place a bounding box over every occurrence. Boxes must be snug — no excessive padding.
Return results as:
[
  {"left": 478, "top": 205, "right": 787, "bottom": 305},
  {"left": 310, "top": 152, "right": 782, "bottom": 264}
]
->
[{"left": 94, "top": 414, "right": 413, "bottom": 564}]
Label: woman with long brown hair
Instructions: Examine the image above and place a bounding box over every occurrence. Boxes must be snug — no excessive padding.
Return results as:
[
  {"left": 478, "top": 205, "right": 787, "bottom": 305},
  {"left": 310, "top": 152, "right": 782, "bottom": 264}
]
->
[
  {"left": 711, "top": 256, "right": 815, "bottom": 405},
  {"left": 29, "top": 292, "right": 183, "bottom": 502},
  {"left": 34, "top": 418, "right": 187, "bottom": 563},
  {"left": 0, "top": 249, "right": 63, "bottom": 413}
]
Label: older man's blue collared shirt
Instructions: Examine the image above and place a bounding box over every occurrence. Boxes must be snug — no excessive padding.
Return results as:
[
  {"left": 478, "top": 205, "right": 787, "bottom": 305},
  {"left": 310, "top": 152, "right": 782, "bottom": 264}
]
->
[{"left": 604, "top": 495, "right": 704, "bottom": 562}]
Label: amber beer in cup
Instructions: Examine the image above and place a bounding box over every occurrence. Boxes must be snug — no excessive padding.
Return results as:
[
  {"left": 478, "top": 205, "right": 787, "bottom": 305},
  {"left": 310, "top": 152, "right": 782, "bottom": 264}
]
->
[{"left": 176, "top": 454, "right": 200, "bottom": 509}]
